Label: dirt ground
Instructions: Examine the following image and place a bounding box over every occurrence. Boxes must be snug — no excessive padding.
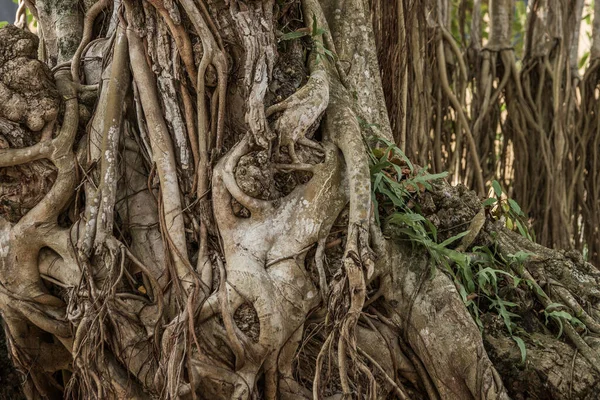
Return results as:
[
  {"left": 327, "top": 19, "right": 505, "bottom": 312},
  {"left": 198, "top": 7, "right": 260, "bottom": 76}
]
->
[{"left": 0, "top": 320, "right": 25, "bottom": 400}]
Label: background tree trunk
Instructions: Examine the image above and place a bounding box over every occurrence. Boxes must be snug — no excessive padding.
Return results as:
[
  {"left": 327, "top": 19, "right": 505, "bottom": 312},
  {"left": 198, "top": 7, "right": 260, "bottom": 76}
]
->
[{"left": 0, "top": 0, "right": 599, "bottom": 399}]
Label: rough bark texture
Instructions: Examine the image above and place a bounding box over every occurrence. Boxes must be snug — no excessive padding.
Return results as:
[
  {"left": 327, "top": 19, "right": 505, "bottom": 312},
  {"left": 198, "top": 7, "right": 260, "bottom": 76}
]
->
[{"left": 0, "top": 0, "right": 599, "bottom": 399}]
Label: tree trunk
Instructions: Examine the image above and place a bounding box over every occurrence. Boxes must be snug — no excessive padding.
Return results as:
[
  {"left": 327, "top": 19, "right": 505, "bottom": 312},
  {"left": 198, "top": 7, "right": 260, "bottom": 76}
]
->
[{"left": 0, "top": 0, "right": 599, "bottom": 399}]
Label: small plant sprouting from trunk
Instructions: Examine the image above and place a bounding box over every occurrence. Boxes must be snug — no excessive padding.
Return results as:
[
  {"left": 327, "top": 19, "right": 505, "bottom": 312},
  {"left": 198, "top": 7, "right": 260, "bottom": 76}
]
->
[{"left": 0, "top": 0, "right": 599, "bottom": 399}]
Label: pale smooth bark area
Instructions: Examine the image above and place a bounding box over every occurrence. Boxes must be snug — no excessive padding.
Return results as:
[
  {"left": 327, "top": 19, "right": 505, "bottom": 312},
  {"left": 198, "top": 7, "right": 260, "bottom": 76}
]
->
[{"left": 0, "top": 0, "right": 599, "bottom": 399}]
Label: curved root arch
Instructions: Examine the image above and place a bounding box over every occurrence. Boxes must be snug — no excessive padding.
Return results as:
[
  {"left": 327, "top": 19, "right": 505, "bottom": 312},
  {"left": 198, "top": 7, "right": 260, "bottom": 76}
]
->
[{"left": 2, "top": 0, "right": 600, "bottom": 400}]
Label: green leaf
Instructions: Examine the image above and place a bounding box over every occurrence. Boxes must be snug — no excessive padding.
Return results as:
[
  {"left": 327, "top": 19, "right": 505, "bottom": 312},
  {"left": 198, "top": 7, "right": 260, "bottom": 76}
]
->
[
  {"left": 546, "top": 310, "right": 573, "bottom": 321},
  {"left": 378, "top": 187, "right": 405, "bottom": 208},
  {"left": 492, "top": 180, "right": 503, "bottom": 197},
  {"left": 380, "top": 146, "right": 393, "bottom": 163},
  {"left": 388, "top": 212, "right": 427, "bottom": 225},
  {"left": 571, "top": 316, "right": 586, "bottom": 330},
  {"left": 280, "top": 31, "right": 309, "bottom": 41},
  {"left": 508, "top": 251, "right": 531, "bottom": 263},
  {"left": 445, "top": 249, "right": 469, "bottom": 265},
  {"left": 544, "top": 303, "right": 565, "bottom": 312},
  {"left": 512, "top": 336, "right": 527, "bottom": 364},
  {"left": 477, "top": 269, "right": 491, "bottom": 287},
  {"left": 515, "top": 219, "right": 530, "bottom": 239},
  {"left": 463, "top": 265, "right": 475, "bottom": 293},
  {"left": 473, "top": 308, "right": 484, "bottom": 331},
  {"left": 0, "top": 21, "right": 8, "bottom": 28},
  {"left": 439, "top": 230, "right": 469, "bottom": 247},
  {"left": 423, "top": 218, "right": 438, "bottom": 241},
  {"left": 312, "top": 15, "right": 319, "bottom": 36},
  {"left": 370, "top": 161, "right": 388, "bottom": 175},
  {"left": 508, "top": 199, "right": 523, "bottom": 216},
  {"left": 482, "top": 198, "right": 497, "bottom": 207},
  {"left": 372, "top": 172, "right": 383, "bottom": 192},
  {"left": 457, "top": 283, "right": 469, "bottom": 303},
  {"left": 391, "top": 164, "right": 406, "bottom": 181},
  {"left": 413, "top": 171, "right": 448, "bottom": 184},
  {"left": 544, "top": 310, "right": 575, "bottom": 337},
  {"left": 579, "top": 51, "right": 590, "bottom": 69},
  {"left": 512, "top": 275, "right": 521, "bottom": 287},
  {"left": 322, "top": 48, "right": 335, "bottom": 59},
  {"left": 475, "top": 267, "right": 515, "bottom": 290},
  {"left": 371, "top": 136, "right": 415, "bottom": 172},
  {"left": 497, "top": 299, "right": 519, "bottom": 308}
]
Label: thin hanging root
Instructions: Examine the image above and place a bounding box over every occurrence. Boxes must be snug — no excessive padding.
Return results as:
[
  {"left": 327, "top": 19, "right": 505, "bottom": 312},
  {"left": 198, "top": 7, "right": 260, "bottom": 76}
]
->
[
  {"left": 440, "top": 26, "right": 468, "bottom": 81},
  {"left": 358, "top": 347, "right": 409, "bottom": 400},
  {"left": 186, "top": 285, "right": 202, "bottom": 362},
  {"left": 337, "top": 247, "right": 369, "bottom": 396},
  {"left": 359, "top": 317, "right": 412, "bottom": 398},
  {"left": 180, "top": 83, "right": 200, "bottom": 187},
  {"left": 368, "top": 307, "right": 441, "bottom": 400},
  {"left": 14, "top": 0, "right": 26, "bottom": 28},
  {"left": 215, "top": 61, "right": 227, "bottom": 150},
  {"left": 210, "top": 89, "right": 219, "bottom": 149},
  {"left": 178, "top": 0, "right": 228, "bottom": 152},
  {"left": 115, "top": 240, "right": 165, "bottom": 349},
  {"left": 71, "top": 0, "right": 111, "bottom": 84},
  {"left": 471, "top": 50, "right": 512, "bottom": 149},
  {"left": 217, "top": 257, "right": 246, "bottom": 370},
  {"left": 174, "top": 0, "right": 227, "bottom": 285},
  {"left": 147, "top": 0, "right": 198, "bottom": 91},
  {"left": 193, "top": 53, "right": 214, "bottom": 285},
  {"left": 436, "top": 37, "right": 485, "bottom": 195},
  {"left": 125, "top": 5, "right": 193, "bottom": 291},
  {"left": 313, "top": 332, "right": 334, "bottom": 398},
  {"left": 355, "top": 358, "right": 377, "bottom": 399}
]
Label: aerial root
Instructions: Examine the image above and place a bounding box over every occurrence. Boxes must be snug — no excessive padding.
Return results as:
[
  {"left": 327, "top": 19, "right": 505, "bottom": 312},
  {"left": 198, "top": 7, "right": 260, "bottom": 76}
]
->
[
  {"left": 147, "top": 0, "right": 198, "bottom": 91},
  {"left": 273, "top": 163, "right": 315, "bottom": 172},
  {"left": 71, "top": 0, "right": 111, "bottom": 84},
  {"left": 266, "top": 48, "right": 329, "bottom": 164},
  {"left": 0, "top": 139, "right": 54, "bottom": 167},
  {"left": 435, "top": 33, "right": 484, "bottom": 195},
  {"left": 177, "top": 0, "right": 228, "bottom": 152},
  {"left": 504, "top": 244, "right": 600, "bottom": 374},
  {"left": 217, "top": 257, "right": 246, "bottom": 370},
  {"left": 314, "top": 224, "right": 376, "bottom": 397},
  {"left": 78, "top": 24, "right": 129, "bottom": 257},
  {"left": 125, "top": 5, "right": 194, "bottom": 291},
  {"left": 221, "top": 134, "right": 272, "bottom": 213},
  {"left": 315, "top": 237, "right": 328, "bottom": 304}
]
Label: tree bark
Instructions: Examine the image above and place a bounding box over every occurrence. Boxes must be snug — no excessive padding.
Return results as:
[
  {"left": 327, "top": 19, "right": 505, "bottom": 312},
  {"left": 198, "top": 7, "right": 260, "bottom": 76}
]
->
[{"left": 0, "top": 0, "right": 599, "bottom": 399}]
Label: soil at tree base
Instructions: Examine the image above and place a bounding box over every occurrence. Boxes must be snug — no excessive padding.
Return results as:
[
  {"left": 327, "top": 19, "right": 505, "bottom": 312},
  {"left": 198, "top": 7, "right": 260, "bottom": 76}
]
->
[{"left": 0, "top": 318, "right": 25, "bottom": 399}]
